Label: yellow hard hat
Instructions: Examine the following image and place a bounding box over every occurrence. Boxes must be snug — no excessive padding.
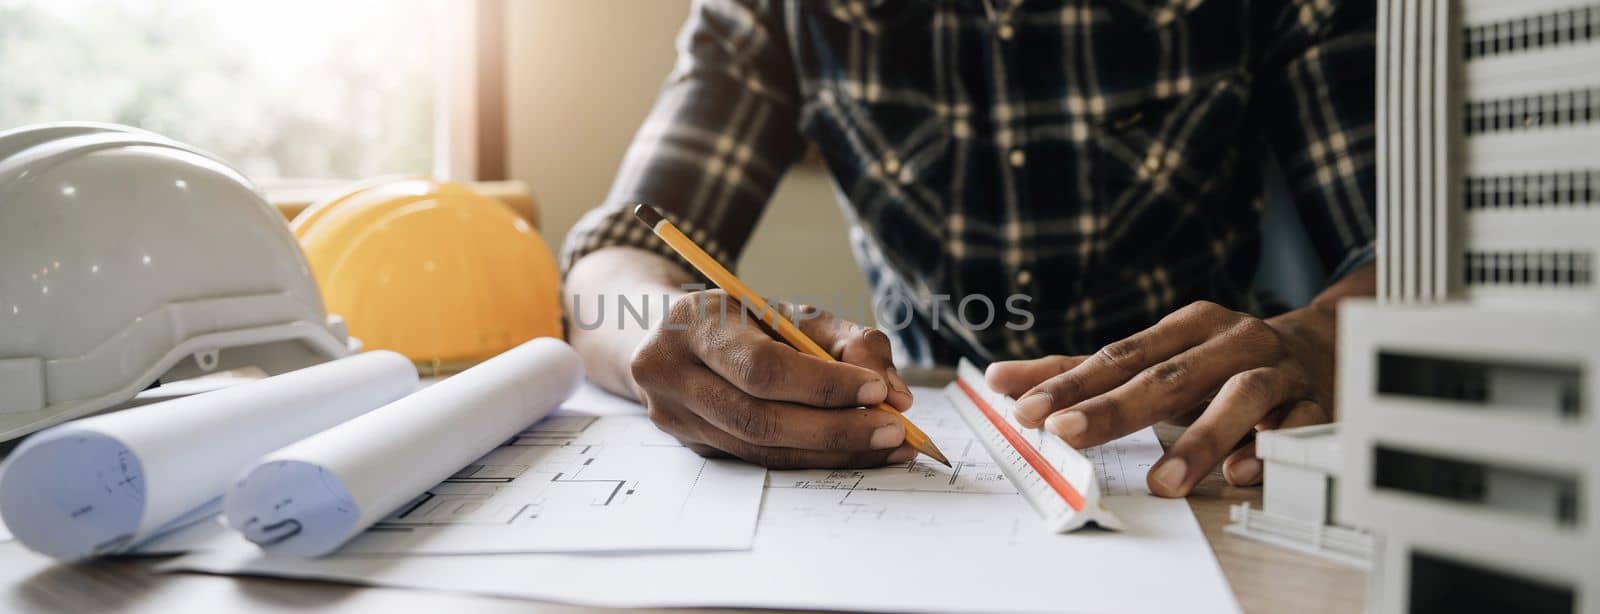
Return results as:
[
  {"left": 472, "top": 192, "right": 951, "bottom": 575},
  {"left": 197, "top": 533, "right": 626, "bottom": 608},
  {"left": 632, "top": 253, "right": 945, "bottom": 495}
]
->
[{"left": 291, "top": 178, "right": 563, "bottom": 373}]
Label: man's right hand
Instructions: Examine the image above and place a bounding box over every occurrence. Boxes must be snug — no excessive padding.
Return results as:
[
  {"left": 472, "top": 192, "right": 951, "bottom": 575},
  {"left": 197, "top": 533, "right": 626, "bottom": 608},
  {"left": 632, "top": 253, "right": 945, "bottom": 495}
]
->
[{"left": 630, "top": 290, "right": 916, "bottom": 469}]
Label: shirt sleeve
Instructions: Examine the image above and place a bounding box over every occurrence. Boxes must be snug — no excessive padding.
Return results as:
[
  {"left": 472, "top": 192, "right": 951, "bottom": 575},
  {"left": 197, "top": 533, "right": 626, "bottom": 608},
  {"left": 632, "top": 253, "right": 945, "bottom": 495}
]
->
[
  {"left": 1255, "top": 0, "right": 1378, "bottom": 281},
  {"left": 560, "top": 0, "right": 805, "bottom": 276}
]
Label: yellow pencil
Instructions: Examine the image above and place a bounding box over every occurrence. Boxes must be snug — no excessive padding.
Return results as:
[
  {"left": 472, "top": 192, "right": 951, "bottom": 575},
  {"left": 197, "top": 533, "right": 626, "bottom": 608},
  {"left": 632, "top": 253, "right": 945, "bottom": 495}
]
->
[{"left": 633, "top": 203, "right": 951, "bottom": 467}]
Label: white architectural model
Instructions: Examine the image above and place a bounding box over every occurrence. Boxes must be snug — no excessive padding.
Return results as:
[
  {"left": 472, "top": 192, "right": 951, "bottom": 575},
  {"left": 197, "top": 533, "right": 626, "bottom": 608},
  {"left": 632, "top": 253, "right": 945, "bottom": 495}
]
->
[
  {"left": 1338, "top": 1, "right": 1599, "bottom": 613},
  {"left": 1224, "top": 424, "right": 1374, "bottom": 567}
]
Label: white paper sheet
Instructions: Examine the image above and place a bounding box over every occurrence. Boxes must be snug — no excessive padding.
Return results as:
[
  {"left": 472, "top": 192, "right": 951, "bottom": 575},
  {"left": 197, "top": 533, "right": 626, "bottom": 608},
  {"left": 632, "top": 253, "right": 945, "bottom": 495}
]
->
[
  {"left": 560, "top": 381, "right": 648, "bottom": 416},
  {"left": 334, "top": 412, "right": 762, "bottom": 554},
  {"left": 0, "top": 366, "right": 263, "bottom": 552},
  {"left": 167, "top": 387, "right": 1240, "bottom": 613},
  {"left": 224, "top": 338, "right": 586, "bottom": 557},
  {"left": 132, "top": 515, "right": 230, "bottom": 554},
  {"left": 0, "top": 351, "right": 418, "bottom": 560}
]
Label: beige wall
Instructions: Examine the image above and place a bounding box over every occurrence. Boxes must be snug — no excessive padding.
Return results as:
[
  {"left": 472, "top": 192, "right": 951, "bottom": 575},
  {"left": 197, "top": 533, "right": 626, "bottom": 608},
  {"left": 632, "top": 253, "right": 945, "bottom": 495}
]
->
[{"left": 505, "top": 0, "right": 872, "bottom": 315}]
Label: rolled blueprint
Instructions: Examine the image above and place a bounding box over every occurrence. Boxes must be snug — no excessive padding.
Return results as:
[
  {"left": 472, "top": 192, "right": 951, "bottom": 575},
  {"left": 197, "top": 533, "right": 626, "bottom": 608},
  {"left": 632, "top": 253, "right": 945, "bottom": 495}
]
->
[
  {"left": 224, "top": 337, "right": 584, "bottom": 557},
  {"left": 0, "top": 351, "right": 418, "bottom": 560}
]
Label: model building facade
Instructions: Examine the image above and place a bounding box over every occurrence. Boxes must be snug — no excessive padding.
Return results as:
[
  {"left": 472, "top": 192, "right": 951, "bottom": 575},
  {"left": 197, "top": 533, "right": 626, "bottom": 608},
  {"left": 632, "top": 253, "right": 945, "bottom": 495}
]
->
[
  {"left": 1338, "top": 1, "right": 1599, "bottom": 612},
  {"left": 1224, "top": 423, "right": 1374, "bottom": 567}
]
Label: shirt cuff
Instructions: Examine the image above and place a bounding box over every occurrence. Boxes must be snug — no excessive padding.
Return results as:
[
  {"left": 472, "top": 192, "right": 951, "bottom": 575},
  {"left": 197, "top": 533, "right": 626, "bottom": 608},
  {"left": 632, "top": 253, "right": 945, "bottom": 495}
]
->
[
  {"left": 1328, "top": 241, "right": 1376, "bottom": 283},
  {"left": 559, "top": 203, "right": 732, "bottom": 281}
]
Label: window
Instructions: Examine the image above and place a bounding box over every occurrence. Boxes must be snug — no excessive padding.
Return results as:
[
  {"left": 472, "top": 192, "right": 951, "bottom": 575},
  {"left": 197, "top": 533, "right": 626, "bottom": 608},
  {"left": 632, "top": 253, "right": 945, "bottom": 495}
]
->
[
  {"left": 1377, "top": 351, "right": 1583, "bottom": 417},
  {"left": 1374, "top": 446, "right": 1581, "bottom": 527},
  {"left": 1463, "top": 87, "right": 1599, "bottom": 135},
  {"left": 1409, "top": 550, "right": 1575, "bottom": 614},
  {"left": 0, "top": 0, "right": 477, "bottom": 181}
]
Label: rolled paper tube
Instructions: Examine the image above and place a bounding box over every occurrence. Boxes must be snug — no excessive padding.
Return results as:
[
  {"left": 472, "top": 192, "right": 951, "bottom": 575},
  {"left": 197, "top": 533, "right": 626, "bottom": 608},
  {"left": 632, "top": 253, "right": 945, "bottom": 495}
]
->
[
  {"left": 224, "top": 337, "right": 584, "bottom": 557},
  {"left": 0, "top": 351, "right": 419, "bottom": 560}
]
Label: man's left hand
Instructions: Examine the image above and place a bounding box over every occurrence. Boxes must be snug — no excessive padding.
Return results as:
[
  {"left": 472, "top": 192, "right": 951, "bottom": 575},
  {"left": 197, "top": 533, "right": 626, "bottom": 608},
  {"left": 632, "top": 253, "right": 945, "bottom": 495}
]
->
[{"left": 984, "top": 264, "right": 1374, "bottom": 497}]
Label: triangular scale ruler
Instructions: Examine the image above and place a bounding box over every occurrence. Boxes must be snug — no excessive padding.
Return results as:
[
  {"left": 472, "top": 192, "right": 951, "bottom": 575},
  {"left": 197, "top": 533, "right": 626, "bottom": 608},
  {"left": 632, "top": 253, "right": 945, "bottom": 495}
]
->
[{"left": 944, "top": 359, "right": 1123, "bottom": 533}]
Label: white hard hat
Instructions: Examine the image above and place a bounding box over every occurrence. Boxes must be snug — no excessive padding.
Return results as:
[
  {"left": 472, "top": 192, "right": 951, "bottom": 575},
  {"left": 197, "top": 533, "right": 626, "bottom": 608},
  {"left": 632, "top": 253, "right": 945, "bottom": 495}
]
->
[{"left": 0, "top": 122, "right": 356, "bottom": 441}]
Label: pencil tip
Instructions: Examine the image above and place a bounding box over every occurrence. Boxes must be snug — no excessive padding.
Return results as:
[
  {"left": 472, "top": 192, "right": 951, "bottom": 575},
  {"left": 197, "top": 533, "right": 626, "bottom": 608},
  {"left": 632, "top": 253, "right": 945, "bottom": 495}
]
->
[
  {"left": 632, "top": 203, "right": 665, "bottom": 228},
  {"left": 925, "top": 445, "right": 952, "bottom": 467}
]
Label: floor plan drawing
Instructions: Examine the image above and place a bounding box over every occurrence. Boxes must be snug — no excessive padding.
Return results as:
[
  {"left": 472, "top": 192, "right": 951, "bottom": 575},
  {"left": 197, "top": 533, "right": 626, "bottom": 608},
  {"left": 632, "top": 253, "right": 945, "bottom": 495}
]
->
[
  {"left": 1082, "top": 432, "right": 1157, "bottom": 497},
  {"left": 762, "top": 388, "right": 1164, "bottom": 542},
  {"left": 166, "top": 387, "right": 1241, "bottom": 613},
  {"left": 336, "top": 413, "right": 765, "bottom": 554}
]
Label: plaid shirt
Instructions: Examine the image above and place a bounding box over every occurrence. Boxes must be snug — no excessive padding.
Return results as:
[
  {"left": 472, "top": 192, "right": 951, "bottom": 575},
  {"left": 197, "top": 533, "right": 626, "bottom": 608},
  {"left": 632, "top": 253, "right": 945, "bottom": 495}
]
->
[{"left": 563, "top": 0, "right": 1376, "bottom": 366}]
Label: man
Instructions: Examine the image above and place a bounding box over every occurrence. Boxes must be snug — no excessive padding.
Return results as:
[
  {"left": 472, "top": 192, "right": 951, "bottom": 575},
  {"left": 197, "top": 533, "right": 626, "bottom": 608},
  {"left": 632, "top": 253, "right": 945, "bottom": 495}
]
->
[{"left": 563, "top": 0, "right": 1375, "bottom": 498}]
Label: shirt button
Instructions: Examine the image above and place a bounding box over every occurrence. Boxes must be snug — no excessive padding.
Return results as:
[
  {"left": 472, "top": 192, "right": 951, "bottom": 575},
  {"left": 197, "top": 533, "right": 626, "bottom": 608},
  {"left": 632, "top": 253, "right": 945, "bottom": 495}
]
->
[
  {"left": 997, "top": 23, "right": 1015, "bottom": 40},
  {"left": 1016, "top": 269, "right": 1032, "bottom": 286},
  {"left": 1008, "top": 149, "right": 1027, "bottom": 168}
]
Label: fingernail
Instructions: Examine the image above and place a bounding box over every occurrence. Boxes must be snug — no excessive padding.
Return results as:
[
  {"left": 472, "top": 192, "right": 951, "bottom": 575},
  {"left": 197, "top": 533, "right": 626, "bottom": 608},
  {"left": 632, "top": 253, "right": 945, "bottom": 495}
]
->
[
  {"left": 884, "top": 371, "right": 914, "bottom": 410},
  {"left": 1151, "top": 458, "right": 1188, "bottom": 497},
  {"left": 870, "top": 424, "right": 905, "bottom": 449},
  {"left": 857, "top": 379, "right": 888, "bottom": 404},
  {"left": 887, "top": 368, "right": 910, "bottom": 394},
  {"left": 1014, "top": 392, "right": 1054, "bottom": 423},
  {"left": 1228, "top": 457, "right": 1262, "bottom": 485},
  {"left": 887, "top": 446, "right": 917, "bottom": 464},
  {"left": 1046, "top": 411, "right": 1087, "bottom": 442}
]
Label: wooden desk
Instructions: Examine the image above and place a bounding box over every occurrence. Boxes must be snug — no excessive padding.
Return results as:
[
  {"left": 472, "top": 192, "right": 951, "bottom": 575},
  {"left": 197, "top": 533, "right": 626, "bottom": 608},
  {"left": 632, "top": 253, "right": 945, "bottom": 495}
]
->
[
  {"left": 0, "top": 374, "right": 1366, "bottom": 613},
  {"left": 1163, "top": 423, "right": 1366, "bottom": 614}
]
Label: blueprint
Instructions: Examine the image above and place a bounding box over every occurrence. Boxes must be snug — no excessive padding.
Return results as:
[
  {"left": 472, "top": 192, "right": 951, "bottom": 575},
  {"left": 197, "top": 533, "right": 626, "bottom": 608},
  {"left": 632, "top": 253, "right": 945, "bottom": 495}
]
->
[
  {"left": 762, "top": 389, "right": 1163, "bottom": 542},
  {"left": 165, "top": 387, "right": 1239, "bottom": 613},
  {"left": 0, "top": 351, "right": 420, "bottom": 561},
  {"left": 332, "top": 413, "right": 764, "bottom": 554}
]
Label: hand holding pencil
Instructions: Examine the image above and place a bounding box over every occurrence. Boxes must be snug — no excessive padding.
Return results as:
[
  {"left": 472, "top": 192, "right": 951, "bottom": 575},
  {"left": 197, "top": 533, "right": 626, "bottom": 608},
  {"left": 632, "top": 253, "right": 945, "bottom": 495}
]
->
[{"left": 630, "top": 203, "right": 950, "bottom": 468}]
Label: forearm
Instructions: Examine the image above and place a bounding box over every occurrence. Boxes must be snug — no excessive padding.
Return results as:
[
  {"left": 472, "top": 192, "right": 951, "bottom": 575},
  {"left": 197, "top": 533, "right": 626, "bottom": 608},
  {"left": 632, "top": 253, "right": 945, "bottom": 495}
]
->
[{"left": 566, "top": 247, "right": 696, "bottom": 400}]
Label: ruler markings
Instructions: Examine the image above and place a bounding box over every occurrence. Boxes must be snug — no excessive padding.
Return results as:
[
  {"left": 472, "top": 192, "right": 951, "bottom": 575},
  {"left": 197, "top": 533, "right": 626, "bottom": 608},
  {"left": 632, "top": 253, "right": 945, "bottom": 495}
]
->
[{"left": 953, "top": 377, "right": 1087, "bottom": 513}]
